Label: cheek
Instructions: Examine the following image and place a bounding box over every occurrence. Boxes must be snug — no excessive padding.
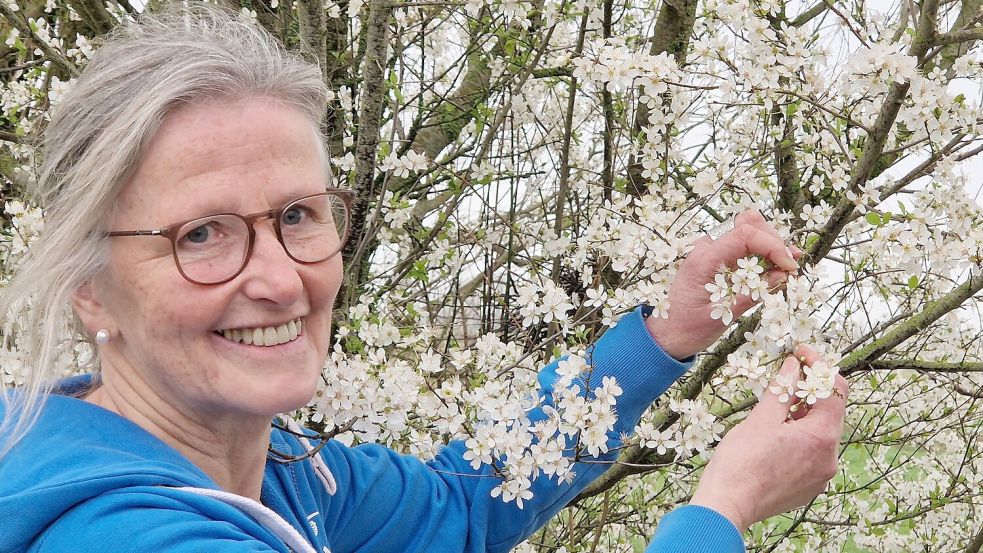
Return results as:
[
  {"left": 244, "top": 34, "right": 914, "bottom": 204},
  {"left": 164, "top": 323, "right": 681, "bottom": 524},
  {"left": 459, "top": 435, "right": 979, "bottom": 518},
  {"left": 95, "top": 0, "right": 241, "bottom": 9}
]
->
[
  {"left": 102, "top": 257, "right": 225, "bottom": 339},
  {"left": 311, "top": 256, "right": 343, "bottom": 307},
  {"left": 304, "top": 257, "right": 342, "bottom": 345}
]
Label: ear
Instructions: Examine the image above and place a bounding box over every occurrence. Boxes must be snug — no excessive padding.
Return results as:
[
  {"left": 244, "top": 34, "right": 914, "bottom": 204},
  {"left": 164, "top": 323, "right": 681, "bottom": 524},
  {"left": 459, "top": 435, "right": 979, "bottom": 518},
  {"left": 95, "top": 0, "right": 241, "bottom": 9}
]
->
[{"left": 72, "top": 278, "right": 112, "bottom": 336}]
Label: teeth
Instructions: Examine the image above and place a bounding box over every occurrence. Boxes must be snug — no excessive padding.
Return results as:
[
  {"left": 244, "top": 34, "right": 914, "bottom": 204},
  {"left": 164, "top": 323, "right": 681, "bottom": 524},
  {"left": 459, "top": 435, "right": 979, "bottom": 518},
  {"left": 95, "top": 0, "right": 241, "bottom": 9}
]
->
[{"left": 218, "top": 318, "right": 303, "bottom": 347}]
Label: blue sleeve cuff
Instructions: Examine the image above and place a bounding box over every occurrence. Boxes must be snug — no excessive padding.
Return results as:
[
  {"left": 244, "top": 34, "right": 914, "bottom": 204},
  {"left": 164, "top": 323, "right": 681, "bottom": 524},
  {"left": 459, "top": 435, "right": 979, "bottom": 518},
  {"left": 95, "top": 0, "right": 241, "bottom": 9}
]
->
[
  {"left": 584, "top": 306, "right": 694, "bottom": 434},
  {"left": 647, "top": 505, "right": 745, "bottom": 553}
]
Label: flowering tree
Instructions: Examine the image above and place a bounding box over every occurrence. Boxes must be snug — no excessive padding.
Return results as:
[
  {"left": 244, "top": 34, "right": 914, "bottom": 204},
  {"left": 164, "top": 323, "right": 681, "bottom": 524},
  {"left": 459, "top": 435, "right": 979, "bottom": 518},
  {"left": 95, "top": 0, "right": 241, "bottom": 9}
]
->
[{"left": 2, "top": 0, "right": 983, "bottom": 550}]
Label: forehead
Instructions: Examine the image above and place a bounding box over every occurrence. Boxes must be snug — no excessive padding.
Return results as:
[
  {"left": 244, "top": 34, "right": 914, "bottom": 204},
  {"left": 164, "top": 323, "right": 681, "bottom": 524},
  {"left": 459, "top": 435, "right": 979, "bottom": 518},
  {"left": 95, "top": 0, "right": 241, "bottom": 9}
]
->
[{"left": 114, "top": 97, "right": 328, "bottom": 227}]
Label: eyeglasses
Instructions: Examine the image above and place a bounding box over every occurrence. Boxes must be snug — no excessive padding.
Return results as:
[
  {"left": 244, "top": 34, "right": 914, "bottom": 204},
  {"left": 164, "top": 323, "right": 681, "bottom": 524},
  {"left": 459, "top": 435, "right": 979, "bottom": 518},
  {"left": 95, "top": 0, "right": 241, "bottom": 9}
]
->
[{"left": 107, "top": 190, "right": 355, "bottom": 285}]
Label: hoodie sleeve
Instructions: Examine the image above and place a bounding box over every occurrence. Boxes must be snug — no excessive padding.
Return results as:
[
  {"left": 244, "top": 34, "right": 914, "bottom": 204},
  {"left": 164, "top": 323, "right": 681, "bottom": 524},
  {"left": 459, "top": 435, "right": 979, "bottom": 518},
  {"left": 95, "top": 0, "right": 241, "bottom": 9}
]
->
[
  {"left": 310, "top": 306, "right": 695, "bottom": 553},
  {"left": 646, "top": 505, "right": 745, "bottom": 552}
]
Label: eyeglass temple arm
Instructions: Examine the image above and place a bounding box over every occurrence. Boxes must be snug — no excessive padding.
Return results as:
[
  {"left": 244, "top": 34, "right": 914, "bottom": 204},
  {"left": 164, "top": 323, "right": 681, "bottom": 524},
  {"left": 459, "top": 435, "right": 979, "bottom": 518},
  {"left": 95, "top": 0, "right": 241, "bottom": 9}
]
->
[{"left": 106, "top": 229, "right": 166, "bottom": 237}]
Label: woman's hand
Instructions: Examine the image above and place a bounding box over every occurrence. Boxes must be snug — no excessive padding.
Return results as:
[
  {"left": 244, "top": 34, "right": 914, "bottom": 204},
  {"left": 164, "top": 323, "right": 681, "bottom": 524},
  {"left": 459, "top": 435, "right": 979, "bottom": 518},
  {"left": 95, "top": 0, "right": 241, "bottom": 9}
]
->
[
  {"left": 688, "top": 345, "right": 850, "bottom": 533},
  {"left": 645, "top": 209, "right": 800, "bottom": 360}
]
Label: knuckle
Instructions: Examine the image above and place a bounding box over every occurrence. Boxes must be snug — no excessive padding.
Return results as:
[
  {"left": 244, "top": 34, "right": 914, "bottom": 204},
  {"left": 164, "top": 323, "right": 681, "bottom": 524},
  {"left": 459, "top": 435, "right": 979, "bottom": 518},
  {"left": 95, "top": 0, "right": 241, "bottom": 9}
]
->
[
  {"left": 820, "top": 458, "right": 839, "bottom": 481},
  {"left": 838, "top": 375, "right": 851, "bottom": 398},
  {"left": 734, "top": 224, "right": 758, "bottom": 242},
  {"left": 804, "top": 429, "right": 839, "bottom": 452}
]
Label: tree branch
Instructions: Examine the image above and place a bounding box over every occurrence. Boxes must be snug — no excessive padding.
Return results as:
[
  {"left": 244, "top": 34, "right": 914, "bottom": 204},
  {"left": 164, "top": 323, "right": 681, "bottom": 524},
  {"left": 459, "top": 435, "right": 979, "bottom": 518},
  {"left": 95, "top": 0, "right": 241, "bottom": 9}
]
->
[
  {"left": 840, "top": 270, "right": 983, "bottom": 376},
  {"left": 343, "top": 0, "right": 393, "bottom": 307},
  {"left": 0, "top": 130, "right": 22, "bottom": 143},
  {"left": 965, "top": 521, "right": 983, "bottom": 553},
  {"left": 935, "top": 27, "right": 983, "bottom": 47},
  {"left": 866, "top": 359, "right": 983, "bottom": 373},
  {"left": 575, "top": 311, "right": 765, "bottom": 500},
  {"left": 0, "top": 2, "right": 78, "bottom": 77},
  {"left": 805, "top": 0, "right": 939, "bottom": 267},
  {"left": 626, "top": 0, "right": 699, "bottom": 196}
]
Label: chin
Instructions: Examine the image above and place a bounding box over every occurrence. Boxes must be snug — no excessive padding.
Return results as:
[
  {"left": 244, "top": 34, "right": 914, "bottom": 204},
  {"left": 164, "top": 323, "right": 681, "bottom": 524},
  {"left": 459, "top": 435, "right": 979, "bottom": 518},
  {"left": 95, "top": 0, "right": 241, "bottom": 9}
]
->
[{"left": 246, "top": 363, "right": 322, "bottom": 416}]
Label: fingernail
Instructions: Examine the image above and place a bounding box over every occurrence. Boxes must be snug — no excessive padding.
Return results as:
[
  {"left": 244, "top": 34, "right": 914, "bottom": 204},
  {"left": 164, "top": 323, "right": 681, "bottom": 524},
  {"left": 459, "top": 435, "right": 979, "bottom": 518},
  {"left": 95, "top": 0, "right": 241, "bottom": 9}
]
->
[{"left": 786, "top": 246, "right": 795, "bottom": 259}]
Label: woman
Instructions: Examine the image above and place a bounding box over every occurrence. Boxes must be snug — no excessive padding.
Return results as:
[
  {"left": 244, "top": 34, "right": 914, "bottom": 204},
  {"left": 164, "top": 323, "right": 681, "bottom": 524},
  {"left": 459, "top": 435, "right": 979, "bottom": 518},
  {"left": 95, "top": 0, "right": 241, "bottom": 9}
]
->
[{"left": 0, "top": 6, "right": 848, "bottom": 552}]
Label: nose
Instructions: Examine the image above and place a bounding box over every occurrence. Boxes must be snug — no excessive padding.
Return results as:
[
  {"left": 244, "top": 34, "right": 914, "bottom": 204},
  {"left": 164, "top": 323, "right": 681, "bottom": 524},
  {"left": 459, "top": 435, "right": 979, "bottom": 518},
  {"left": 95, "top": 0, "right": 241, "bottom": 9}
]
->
[{"left": 238, "top": 221, "right": 304, "bottom": 305}]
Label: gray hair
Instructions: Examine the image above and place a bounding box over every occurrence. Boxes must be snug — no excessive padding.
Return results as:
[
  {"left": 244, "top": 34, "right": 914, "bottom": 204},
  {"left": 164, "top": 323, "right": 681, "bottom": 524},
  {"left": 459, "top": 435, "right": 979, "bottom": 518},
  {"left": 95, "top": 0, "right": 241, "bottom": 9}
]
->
[{"left": 0, "top": 3, "right": 330, "bottom": 457}]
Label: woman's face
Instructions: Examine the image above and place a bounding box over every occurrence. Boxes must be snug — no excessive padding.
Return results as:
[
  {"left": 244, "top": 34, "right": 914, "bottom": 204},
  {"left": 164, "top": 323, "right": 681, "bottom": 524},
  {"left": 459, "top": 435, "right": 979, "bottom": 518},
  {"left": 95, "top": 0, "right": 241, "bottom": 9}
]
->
[{"left": 82, "top": 97, "right": 342, "bottom": 420}]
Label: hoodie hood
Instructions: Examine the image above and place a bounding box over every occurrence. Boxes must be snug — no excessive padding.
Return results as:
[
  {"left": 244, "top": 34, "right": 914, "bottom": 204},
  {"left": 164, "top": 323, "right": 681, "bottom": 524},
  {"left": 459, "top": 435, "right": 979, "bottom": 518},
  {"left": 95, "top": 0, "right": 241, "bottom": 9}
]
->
[{"left": 0, "top": 374, "right": 217, "bottom": 551}]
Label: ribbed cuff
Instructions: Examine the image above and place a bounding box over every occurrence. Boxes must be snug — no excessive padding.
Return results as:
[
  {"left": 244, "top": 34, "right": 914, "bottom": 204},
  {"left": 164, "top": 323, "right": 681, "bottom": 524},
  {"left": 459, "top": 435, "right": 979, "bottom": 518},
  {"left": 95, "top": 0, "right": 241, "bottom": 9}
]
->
[
  {"left": 647, "top": 505, "right": 745, "bottom": 553},
  {"left": 584, "top": 306, "right": 695, "bottom": 434}
]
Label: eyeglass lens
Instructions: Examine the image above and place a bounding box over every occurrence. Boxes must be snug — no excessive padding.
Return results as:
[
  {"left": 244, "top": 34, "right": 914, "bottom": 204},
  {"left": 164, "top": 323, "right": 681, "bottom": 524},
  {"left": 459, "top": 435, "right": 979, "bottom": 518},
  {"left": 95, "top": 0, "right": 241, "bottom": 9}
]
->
[{"left": 174, "top": 193, "right": 348, "bottom": 284}]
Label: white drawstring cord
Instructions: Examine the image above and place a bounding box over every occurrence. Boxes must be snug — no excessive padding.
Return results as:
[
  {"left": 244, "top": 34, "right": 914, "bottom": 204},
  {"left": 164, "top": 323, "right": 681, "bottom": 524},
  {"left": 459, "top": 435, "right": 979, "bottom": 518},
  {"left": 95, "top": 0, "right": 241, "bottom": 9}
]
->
[{"left": 281, "top": 417, "right": 338, "bottom": 496}]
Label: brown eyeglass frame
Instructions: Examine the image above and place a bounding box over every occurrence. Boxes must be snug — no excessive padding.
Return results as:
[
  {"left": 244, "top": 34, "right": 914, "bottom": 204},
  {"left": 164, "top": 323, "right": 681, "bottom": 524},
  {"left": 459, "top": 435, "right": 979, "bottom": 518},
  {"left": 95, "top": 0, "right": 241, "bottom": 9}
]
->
[{"left": 106, "top": 189, "right": 356, "bottom": 286}]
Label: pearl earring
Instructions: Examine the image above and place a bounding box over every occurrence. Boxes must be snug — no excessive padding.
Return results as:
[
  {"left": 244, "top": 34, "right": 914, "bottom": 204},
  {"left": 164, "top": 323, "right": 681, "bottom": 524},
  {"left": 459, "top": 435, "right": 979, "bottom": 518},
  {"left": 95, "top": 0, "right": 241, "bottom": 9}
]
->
[{"left": 95, "top": 329, "right": 111, "bottom": 345}]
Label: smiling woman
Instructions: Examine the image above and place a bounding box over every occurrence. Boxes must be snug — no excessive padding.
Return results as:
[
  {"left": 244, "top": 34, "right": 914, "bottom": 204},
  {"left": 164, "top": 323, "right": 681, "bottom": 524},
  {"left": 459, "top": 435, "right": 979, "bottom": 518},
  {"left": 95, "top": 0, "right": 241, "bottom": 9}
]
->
[
  {"left": 0, "top": 4, "right": 847, "bottom": 553},
  {"left": 77, "top": 98, "right": 346, "bottom": 448}
]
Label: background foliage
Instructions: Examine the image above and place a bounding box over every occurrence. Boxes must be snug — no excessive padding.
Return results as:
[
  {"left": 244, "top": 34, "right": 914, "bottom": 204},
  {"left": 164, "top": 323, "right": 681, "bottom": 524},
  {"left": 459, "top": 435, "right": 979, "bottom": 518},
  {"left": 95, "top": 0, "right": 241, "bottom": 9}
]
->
[{"left": 2, "top": 0, "right": 983, "bottom": 550}]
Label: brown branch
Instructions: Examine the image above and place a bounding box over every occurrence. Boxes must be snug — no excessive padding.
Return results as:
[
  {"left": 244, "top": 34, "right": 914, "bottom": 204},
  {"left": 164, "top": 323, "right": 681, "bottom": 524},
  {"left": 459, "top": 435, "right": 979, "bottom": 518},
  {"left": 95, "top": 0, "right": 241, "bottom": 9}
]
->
[
  {"left": 935, "top": 28, "right": 983, "bottom": 47},
  {"left": 0, "top": 2, "right": 78, "bottom": 77},
  {"left": 804, "top": 0, "right": 939, "bottom": 267},
  {"left": 626, "top": 0, "right": 699, "bottom": 196},
  {"left": 575, "top": 311, "right": 765, "bottom": 501},
  {"left": 295, "top": 0, "right": 328, "bottom": 69},
  {"left": 932, "top": 0, "right": 982, "bottom": 75},
  {"left": 68, "top": 0, "right": 115, "bottom": 35},
  {"left": 966, "top": 521, "right": 983, "bottom": 553},
  {"left": 0, "top": 130, "right": 22, "bottom": 143},
  {"left": 343, "top": 0, "right": 393, "bottom": 308}
]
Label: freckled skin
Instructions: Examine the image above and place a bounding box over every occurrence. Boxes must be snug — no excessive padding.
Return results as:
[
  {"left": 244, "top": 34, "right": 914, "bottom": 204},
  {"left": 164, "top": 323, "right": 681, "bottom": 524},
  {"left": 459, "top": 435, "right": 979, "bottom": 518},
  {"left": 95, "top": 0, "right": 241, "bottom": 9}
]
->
[{"left": 81, "top": 97, "right": 341, "bottom": 424}]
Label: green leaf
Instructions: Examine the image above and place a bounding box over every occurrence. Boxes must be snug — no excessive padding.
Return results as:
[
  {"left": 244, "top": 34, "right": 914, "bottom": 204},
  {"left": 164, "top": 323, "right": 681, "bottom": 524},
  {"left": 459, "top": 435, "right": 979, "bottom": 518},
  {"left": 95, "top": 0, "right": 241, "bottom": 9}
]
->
[
  {"left": 881, "top": 211, "right": 892, "bottom": 225},
  {"left": 908, "top": 275, "right": 919, "bottom": 289},
  {"left": 409, "top": 260, "right": 430, "bottom": 283},
  {"left": 504, "top": 39, "right": 516, "bottom": 57},
  {"left": 865, "top": 212, "right": 881, "bottom": 226}
]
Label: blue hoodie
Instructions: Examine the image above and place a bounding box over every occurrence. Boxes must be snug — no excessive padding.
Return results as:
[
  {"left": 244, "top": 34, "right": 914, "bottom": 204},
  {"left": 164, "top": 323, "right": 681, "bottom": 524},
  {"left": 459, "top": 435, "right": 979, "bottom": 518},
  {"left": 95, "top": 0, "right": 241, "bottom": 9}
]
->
[{"left": 0, "top": 307, "right": 743, "bottom": 552}]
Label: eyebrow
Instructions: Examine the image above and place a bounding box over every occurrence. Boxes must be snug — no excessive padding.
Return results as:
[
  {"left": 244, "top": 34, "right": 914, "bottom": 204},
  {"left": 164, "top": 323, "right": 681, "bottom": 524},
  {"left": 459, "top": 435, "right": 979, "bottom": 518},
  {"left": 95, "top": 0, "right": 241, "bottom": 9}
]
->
[{"left": 135, "top": 187, "right": 330, "bottom": 230}]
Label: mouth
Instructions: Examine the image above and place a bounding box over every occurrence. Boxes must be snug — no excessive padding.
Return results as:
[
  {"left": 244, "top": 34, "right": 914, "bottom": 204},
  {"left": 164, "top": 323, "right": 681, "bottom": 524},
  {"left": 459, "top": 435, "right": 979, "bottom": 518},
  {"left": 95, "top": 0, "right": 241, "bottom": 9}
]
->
[{"left": 215, "top": 318, "right": 303, "bottom": 347}]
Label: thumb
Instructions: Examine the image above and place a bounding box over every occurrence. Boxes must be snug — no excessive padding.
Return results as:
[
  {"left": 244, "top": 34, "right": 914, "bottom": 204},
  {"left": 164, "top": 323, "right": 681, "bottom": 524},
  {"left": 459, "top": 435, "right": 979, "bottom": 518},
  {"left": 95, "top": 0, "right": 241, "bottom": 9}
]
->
[{"left": 749, "top": 355, "right": 801, "bottom": 423}]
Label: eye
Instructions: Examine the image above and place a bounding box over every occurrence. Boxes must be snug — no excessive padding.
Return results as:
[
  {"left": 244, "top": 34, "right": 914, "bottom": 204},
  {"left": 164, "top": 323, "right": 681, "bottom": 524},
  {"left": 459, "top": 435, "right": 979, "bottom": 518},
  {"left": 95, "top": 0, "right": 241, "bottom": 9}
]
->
[
  {"left": 185, "top": 224, "right": 211, "bottom": 243},
  {"left": 178, "top": 219, "right": 230, "bottom": 247},
  {"left": 282, "top": 206, "right": 306, "bottom": 226}
]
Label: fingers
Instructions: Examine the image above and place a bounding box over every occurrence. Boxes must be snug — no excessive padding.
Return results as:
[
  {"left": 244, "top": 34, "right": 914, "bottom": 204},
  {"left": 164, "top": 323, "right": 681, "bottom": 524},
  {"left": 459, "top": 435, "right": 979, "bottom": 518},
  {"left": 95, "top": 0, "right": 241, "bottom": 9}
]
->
[
  {"left": 716, "top": 224, "right": 799, "bottom": 272},
  {"left": 691, "top": 235, "right": 715, "bottom": 251},
  {"left": 733, "top": 210, "right": 803, "bottom": 263},
  {"left": 794, "top": 345, "right": 848, "bottom": 427},
  {"left": 750, "top": 355, "right": 801, "bottom": 423},
  {"left": 793, "top": 344, "right": 822, "bottom": 366},
  {"left": 806, "top": 373, "right": 850, "bottom": 426},
  {"left": 735, "top": 209, "right": 781, "bottom": 243},
  {"left": 729, "top": 270, "right": 785, "bottom": 317}
]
